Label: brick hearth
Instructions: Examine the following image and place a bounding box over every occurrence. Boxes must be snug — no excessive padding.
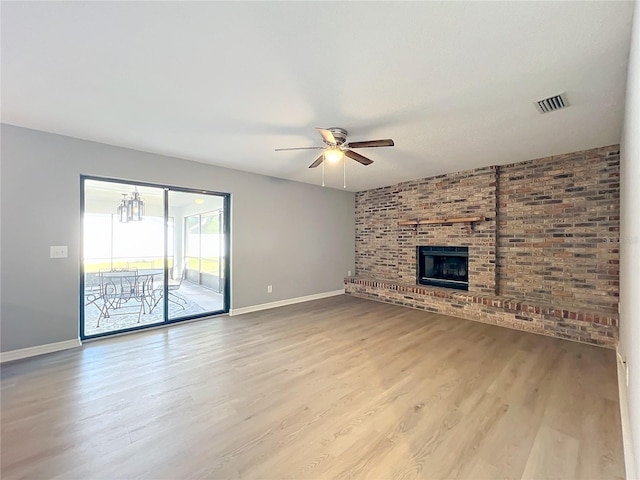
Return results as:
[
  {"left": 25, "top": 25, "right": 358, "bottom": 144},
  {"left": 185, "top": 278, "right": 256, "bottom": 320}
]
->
[{"left": 347, "top": 145, "right": 620, "bottom": 348}]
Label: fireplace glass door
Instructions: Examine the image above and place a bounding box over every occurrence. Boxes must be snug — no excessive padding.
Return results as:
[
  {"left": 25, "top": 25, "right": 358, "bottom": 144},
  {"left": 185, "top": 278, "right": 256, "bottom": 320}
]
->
[{"left": 417, "top": 246, "right": 469, "bottom": 290}]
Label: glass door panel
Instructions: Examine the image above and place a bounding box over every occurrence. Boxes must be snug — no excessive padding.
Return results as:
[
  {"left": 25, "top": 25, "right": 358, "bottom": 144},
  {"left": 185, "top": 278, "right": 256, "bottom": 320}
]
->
[
  {"left": 82, "top": 179, "right": 165, "bottom": 337},
  {"left": 167, "top": 190, "right": 226, "bottom": 321}
]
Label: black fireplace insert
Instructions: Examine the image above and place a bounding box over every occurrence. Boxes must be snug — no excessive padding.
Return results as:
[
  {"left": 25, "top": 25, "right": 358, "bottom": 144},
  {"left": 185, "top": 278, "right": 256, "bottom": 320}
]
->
[{"left": 417, "top": 246, "right": 469, "bottom": 291}]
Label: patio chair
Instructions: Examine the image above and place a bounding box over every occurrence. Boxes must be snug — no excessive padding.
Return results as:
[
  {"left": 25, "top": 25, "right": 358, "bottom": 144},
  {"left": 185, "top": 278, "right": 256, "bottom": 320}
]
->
[
  {"left": 167, "top": 266, "right": 187, "bottom": 306},
  {"left": 84, "top": 272, "right": 102, "bottom": 307},
  {"left": 150, "top": 266, "right": 187, "bottom": 311}
]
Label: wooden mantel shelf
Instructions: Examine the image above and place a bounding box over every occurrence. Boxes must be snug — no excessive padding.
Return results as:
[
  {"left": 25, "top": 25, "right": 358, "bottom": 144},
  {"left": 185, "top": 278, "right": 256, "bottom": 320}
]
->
[{"left": 398, "top": 215, "right": 486, "bottom": 226}]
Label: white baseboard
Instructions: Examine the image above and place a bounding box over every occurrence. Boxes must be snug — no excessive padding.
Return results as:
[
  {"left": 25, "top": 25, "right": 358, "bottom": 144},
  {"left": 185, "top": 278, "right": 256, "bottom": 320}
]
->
[
  {"left": 617, "top": 349, "right": 638, "bottom": 480},
  {"left": 0, "top": 339, "right": 82, "bottom": 364},
  {"left": 229, "top": 289, "right": 345, "bottom": 316}
]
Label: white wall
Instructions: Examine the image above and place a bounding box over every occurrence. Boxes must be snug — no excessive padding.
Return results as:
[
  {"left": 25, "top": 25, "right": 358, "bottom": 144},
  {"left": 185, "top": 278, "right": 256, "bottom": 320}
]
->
[
  {"left": 0, "top": 124, "right": 355, "bottom": 352},
  {"left": 620, "top": 2, "right": 640, "bottom": 478}
]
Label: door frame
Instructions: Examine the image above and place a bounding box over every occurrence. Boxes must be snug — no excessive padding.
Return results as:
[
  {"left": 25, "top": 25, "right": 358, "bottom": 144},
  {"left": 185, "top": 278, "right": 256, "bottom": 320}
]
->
[{"left": 79, "top": 175, "right": 231, "bottom": 340}]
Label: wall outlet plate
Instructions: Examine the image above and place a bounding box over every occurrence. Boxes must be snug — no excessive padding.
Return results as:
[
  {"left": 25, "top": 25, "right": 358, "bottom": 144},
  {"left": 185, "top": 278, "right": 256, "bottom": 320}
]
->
[{"left": 627, "top": 364, "right": 629, "bottom": 387}]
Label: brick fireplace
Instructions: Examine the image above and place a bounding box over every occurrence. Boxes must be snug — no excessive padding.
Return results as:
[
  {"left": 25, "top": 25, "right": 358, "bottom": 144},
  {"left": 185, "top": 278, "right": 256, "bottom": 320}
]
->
[{"left": 346, "top": 145, "right": 620, "bottom": 348}]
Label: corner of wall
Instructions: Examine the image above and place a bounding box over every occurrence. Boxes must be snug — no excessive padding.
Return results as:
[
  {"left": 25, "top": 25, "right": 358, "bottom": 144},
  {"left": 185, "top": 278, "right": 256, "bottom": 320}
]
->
[{"left": 619, "top": 1, "right": 640, "bottom": 477}]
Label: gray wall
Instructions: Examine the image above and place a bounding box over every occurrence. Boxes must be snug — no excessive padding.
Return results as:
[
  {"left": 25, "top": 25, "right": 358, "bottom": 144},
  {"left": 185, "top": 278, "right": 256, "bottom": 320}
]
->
[
  {"left": 0, "top": 124, "right": 355, "bottom": 352},
  {"left": 620, "top": 2, "right": 640, "bottom": 476}
]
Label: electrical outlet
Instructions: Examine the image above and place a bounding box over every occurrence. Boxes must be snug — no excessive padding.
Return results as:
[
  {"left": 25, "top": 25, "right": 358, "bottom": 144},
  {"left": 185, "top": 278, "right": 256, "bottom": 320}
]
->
[
  {"left": 50, "top": 245, "right": 68, "bottom": 258},
  {"left": 267, "top": 285, "right": 273, "bottom": 293},
  {"left": 348, "top": 270, "right": 352, "bottom": 277},
  {"left": 618, "top": 352, "right": 630, "bottom": 388}
]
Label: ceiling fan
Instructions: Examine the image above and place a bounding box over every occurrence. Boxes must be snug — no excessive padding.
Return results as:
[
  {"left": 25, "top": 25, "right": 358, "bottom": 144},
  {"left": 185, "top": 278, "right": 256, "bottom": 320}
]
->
[{"left": 275, "top": 127, "right": 394, "bottom": 168}]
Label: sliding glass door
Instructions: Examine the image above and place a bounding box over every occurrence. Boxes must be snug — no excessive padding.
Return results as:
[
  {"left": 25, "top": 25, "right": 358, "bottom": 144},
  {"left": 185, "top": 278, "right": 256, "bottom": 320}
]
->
[{"left": 81, "top": 177, "right": 229, "bottom": 339}]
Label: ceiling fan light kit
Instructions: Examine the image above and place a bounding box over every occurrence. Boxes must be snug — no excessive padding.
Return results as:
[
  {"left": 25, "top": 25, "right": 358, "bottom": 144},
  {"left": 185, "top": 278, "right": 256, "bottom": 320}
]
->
[
  {"left": 275, "top": 127, "right": 395, "bottom": 187},
  {"left": 324, "top": 147, "right": 344, "bottom": 163}
]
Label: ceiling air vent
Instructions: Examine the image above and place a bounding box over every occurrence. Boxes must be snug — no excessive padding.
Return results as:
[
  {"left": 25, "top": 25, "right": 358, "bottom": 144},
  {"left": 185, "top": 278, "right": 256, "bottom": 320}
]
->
[{"left": 535, "top": 93, "right": 569, "bottom": 114}]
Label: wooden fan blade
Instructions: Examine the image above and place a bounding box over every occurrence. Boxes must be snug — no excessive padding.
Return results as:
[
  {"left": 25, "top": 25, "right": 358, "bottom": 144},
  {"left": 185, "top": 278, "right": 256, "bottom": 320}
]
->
[
  {"left": 345, "top": 149, "right": 373, "bottom": 166},
  {"left": 316, "top": 128, "right": 336, "bottom": 145},
  {"left": 347, "top": 139, "right": 394, "bottom": 148},
  {"left": 309, "top": 155, "right": 324, "bottom": 168},
  {"left": 275, "top": 146, "right": 324, "bottom": 151}
]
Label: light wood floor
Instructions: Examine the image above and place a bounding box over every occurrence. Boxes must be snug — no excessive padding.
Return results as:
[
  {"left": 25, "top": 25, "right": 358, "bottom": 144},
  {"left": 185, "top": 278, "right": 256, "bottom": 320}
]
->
[{"left": 1, "top": 295, "right": 624, "bottom": 479}]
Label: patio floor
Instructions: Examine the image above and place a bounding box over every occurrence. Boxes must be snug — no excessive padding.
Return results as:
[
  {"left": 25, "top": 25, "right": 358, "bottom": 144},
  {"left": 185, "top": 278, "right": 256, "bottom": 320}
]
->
[{"left": 83, "top": 280, "right": 224, "bottom": 337}]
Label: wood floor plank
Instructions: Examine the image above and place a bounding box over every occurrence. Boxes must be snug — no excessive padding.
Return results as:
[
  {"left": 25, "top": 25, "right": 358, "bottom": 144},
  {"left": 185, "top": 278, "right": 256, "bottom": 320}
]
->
[
  {"left": 521, "top": 425, "right": 580, "bottom": 480},
  {"left": 0, "top": 295, "right": 624, "bottom": 479},
  {"left": 575, "top": 396, "right": 626, "bottom": 479}
]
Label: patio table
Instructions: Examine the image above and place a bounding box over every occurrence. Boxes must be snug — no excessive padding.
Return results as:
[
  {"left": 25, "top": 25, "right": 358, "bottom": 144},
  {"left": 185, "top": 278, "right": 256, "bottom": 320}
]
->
[{"left": 96, "top": 269, "right": 163, "bottom": 325}]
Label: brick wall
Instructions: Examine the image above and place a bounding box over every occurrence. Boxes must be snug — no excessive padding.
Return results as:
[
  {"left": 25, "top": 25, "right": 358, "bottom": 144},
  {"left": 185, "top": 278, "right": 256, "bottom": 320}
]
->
[
  {"left": 350, "top": 145, "right": 620, "bottom": 347},
  {"left": 497, "top": 148, "right": 620, "bottom": 313},
  {"left": 355, "top": 185, "right": 399, "bottom": 280}
]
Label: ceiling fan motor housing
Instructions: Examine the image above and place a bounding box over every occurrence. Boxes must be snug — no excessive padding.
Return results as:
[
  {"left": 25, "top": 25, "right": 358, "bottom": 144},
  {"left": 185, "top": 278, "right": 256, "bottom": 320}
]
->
[{"left": 328, "top": 127, "right": 348, "bottom": 146}]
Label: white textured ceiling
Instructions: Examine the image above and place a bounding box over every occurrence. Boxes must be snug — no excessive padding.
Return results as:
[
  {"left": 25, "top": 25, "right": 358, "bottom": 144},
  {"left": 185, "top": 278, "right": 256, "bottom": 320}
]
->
[{"left": 1, "top": 1, "right": 635, "bottom": 192}]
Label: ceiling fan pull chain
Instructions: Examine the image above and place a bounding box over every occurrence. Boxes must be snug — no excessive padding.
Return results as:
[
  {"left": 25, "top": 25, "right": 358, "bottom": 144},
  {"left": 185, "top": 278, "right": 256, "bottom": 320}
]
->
[
  {"left": 343, "top": 156, "right": 347, "bottom": 189},
  {"left": 322, "top": 160, "right": 325, "bottom": 187}
]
